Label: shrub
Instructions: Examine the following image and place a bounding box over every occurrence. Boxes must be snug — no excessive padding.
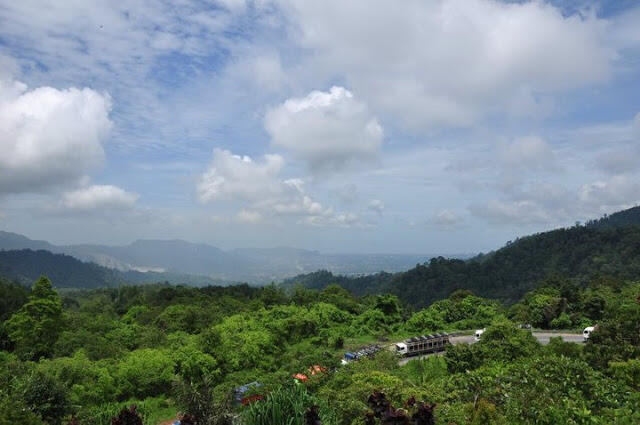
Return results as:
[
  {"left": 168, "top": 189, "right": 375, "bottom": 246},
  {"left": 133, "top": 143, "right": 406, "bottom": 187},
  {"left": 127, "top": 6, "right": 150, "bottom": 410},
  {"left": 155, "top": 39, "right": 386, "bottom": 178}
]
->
[{"left": 243, "top": 385, "right": 336, "bottom": 425}]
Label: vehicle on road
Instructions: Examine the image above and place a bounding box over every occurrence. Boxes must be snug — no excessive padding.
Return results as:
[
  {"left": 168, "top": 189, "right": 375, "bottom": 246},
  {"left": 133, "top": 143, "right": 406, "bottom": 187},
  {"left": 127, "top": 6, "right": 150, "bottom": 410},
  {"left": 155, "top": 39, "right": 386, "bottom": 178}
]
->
[
  {"left": 583, "top": 325, "right": 596, "bottom": 341},
  {"left": 341, "top": 345, "right": 383, "bottom": 364},
  {"left": 395, "top": 333, "right": 450, "bottom": 357},
  {"left": 474, "top": 328, "right": 485, "bottom": 341}
]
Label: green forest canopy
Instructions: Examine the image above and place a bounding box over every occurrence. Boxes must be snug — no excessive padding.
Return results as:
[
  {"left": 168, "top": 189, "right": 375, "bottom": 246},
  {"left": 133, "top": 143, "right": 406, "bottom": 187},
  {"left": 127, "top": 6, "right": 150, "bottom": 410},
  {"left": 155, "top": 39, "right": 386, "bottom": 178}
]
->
[{"left": 0, "top": 274, "right": 638, "bottom": 424}]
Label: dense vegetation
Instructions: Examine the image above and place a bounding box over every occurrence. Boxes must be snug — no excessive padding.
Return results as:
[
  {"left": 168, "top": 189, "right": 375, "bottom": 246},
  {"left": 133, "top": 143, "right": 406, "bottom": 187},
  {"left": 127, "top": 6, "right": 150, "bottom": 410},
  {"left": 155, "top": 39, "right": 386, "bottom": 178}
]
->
[
  {"left": 1, "top": 273, "right": 638, "bottom": 424},
  {"left": 586, "top": 205, "right": 640, "bottom": 229},
  {"left": 286, "top": 215, "right": 640, "bottom": 307},
  {"left": 0, "top": 250, "right": 124, "bottom": 288}
]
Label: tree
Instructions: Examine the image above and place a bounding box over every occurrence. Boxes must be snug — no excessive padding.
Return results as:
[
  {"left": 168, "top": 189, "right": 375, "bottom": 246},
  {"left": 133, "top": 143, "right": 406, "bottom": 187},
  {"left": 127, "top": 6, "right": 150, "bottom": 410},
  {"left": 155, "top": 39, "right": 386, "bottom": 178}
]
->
[
  {"left": 13, "top": 370, "right": 69, "bottom": 425},
  {"left": 5, "top": 276, "right": 63, "bottom": 360}
]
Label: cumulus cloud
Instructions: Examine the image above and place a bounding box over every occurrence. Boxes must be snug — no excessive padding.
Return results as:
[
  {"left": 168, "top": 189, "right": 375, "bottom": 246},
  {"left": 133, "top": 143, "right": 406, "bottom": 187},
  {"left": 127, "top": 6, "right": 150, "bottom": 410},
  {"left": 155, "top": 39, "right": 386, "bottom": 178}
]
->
[
  {"left": 197, "top": 149, "right": 286, "bottom": 202},
  {"left": 279, "top": 0, "right": 614, "bottom": 130},
  {"left": 500, "top": 136, "right": 557, "bottom": 171},
  {"left": 368, "top": 199, "right": 385, "bottom": 213},
  {"left": 265, "top": 86, "right": 383, "bottom": 171},
  {"left": 198, "top": 148, "right": 359, "bottom": 226},
  {"left": 60, "top": 185, "right": 139, "bottom": 211},
  {"left": 432, "top": 209, "right": 464, "bottom": 228},
  {"left": 0, "top": 76, "right": 112, "bottom": 194},
  {"left": 578, "top": 175, "right": 640, "bottom": 212}
]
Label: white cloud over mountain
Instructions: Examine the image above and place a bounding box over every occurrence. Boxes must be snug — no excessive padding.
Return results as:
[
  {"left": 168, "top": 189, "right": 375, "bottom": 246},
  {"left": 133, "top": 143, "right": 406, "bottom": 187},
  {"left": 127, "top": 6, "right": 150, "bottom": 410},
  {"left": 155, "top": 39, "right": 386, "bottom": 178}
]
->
[
  {"left": 265, "top": 86, "right": 382, "bottom": 172},
  {"left": 198, "top": 149, "right": 358, "bottom": 227}
]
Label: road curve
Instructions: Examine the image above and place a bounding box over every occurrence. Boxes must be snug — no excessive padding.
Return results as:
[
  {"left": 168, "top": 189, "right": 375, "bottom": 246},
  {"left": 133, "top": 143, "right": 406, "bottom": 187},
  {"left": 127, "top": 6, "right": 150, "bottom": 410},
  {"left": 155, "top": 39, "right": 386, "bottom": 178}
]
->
[{"left": 398, "top": 332, "right": 583, "bottom": 365}]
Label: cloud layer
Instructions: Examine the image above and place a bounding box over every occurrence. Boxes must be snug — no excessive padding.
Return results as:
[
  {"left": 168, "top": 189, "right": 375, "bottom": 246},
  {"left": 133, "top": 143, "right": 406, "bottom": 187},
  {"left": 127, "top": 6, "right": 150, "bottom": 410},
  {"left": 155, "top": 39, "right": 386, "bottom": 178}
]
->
[
  {"left": 279, "top": 0, "right": 614, "bottom": 129},
  {"left": 0, "top": 77, "right": 112, "bottom": 194},
  {"left": 198, "top": 149, "right": 358, "bottom": 226}
]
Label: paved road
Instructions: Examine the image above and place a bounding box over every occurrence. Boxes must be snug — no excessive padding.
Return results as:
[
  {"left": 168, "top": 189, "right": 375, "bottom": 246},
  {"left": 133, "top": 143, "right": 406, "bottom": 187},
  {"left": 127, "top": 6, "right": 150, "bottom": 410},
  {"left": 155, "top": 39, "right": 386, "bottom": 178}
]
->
[{"left": 398, "top": 332, "right": 583, "bottom": 365}]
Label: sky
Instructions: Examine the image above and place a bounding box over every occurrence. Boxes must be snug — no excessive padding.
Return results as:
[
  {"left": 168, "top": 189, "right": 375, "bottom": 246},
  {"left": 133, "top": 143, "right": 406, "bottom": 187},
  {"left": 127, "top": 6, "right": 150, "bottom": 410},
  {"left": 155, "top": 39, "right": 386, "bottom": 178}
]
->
[{"left": 0, "top": 0, "right": 639, "bottom": 254}]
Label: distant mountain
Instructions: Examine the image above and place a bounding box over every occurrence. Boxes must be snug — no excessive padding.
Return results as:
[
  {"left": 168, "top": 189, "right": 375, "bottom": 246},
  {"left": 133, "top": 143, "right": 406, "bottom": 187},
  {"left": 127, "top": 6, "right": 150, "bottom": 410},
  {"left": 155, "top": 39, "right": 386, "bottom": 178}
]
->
[
  {"left": 0, "top": 249, "right": 123, "bottom": 288},
  {"left": 0, "top": 231, "right": 56, "bottom": 252},
  {"left": 286, "top": 206, "right": 640, "bottom": 307},
  {"left": 0, "top": 249, "right": 233, "bottom": 289},
  {"left": 0, "top": 231, "right": 444, "bottom": 282}
]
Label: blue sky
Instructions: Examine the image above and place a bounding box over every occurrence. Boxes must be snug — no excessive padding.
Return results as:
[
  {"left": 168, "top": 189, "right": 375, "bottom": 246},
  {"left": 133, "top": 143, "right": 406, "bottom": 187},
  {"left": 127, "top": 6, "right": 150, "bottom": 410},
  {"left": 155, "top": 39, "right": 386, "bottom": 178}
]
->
[{"left": 0, "top": 0, "right": 639, "bottom": 254}]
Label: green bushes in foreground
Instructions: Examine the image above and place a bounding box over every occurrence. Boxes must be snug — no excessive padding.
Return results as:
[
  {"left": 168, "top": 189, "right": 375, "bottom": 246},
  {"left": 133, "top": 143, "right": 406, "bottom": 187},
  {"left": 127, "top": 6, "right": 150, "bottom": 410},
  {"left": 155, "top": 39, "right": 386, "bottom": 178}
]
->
[{"left": 0, "top": 276, "right": 638, "bottom": 424}]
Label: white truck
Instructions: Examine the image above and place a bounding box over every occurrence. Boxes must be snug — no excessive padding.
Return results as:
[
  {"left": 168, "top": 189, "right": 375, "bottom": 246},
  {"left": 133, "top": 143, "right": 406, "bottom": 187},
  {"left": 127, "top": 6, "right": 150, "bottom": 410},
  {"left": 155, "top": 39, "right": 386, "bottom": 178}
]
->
[{"left": 583, "top": 326, "right": 596, "bottom": 341}]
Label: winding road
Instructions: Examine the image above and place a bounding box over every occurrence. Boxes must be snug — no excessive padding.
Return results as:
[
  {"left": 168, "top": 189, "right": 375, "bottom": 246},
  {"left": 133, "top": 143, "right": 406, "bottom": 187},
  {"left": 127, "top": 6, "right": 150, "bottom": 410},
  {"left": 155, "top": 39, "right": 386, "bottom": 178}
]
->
[{"left": 398, "top": 332, "right": 583, "bottom": 365}]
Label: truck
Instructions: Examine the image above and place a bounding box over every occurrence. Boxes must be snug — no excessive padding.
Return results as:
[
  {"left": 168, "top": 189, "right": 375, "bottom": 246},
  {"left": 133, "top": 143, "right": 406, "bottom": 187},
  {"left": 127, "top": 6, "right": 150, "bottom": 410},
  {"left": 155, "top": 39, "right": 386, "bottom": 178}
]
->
[
  {"left": 394, "top": 333, "right": 450, "bottom": 357},
  {"left": 583, "top": 325, "right": 597, "bottom": 341}
]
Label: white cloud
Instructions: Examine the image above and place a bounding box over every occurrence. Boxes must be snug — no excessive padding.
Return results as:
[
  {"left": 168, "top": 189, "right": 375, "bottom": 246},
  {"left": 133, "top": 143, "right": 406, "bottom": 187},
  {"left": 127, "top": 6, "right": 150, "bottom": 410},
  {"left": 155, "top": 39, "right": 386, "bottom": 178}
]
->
[
  {"left": 595, "top": 147, "right": 640, "bottom": 174},
  {"left": 197, "top": 149, "right": 286, "bottom": 202},
  {"left": 0, "top": 1, "right": 265, "bottom": 151},
  {"left": 0, "top": 77, "right": 112, "bottom": 194},
  {"left": 469, "top": 199, "right": 555, "bottom": 225},
  {"left": 368, "top": 199, "right": 385, "bottom": 213},
  {"left": 279, "top": 0, "right": 614, "bottom": 130},
  {"left": 265, "top": 86, "right": 383, "bottom": 171},
  {"left": 236, "top": 209, "right": 263, "bottom": 224},
  {"left": 198, "top": 148, "right": 359, "bottom": 226},
  {"left": 60, "top": 185, "right": 138, "bottom": 211},
  {"left": 470, "top": 174, "right": 640, "bottom": 227},
  {"left": 432, "top": 209, "right": 464, "bottom": 228},
  {"left": 500, "top": 136, "right": 557, "bottom": 171},
  {"left": 578, "top": 175, "right": 640, "bottom": 212}
]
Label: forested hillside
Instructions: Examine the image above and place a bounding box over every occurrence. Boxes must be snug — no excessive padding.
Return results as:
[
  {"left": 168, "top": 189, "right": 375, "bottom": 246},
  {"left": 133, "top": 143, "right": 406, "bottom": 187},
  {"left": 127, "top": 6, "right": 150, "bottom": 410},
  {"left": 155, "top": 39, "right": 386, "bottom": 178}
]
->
[
  {"left": 0, "top": 249, "right": 233, "bottom": 289},
  {"left": 1, "top": 275, "right": 638, "bottom": 424},
  {"left": 0, "top": 250, "right": 123, "bottom": 288},
  {"left": 586, "top": 205, "right": 640, "bottom": 229},
  {"left": 286, "top": 208, "right": 640, "bottom": 307}
]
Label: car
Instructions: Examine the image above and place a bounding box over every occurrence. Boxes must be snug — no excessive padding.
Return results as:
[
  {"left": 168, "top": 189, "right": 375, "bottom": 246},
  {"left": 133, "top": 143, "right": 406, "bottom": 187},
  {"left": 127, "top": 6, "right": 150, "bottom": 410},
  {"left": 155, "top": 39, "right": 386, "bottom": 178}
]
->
[{"left": 474, "top": 328, "right": 485, "bottom": 341}]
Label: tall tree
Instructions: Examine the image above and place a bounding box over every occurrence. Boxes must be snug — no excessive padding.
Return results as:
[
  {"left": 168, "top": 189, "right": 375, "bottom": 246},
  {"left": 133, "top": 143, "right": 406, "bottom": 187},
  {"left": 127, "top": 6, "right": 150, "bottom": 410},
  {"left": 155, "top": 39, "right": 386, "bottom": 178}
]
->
[{"left": 5, "top": 276, "right": 63, "bottom": 360}]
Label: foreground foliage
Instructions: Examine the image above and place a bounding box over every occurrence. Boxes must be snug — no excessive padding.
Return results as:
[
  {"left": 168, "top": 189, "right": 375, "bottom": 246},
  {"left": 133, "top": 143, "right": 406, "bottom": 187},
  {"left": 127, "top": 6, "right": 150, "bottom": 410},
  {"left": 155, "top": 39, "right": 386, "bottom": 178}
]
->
[{"left": 0, "top": 274, "right": 638, "bottom": 424}]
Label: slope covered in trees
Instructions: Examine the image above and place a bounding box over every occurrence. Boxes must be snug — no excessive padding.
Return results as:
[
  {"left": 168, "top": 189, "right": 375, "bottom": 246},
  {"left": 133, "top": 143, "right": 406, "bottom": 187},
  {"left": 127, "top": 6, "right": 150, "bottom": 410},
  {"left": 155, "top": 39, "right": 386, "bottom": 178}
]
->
[
  {"left": 585, "top": 205, "right": 640, "bottom": 228},
  {"left": 0, "top": 250, "right": 123, "bottom": 288},
  {"left": 0, "top": 249, "right": 233, "bottom": 289},
  {"left": 286, "top": 208, "right": 640, "bottom": 307},
  {"left": 0, "top": 275, "right": 638, "bottom": 424}
]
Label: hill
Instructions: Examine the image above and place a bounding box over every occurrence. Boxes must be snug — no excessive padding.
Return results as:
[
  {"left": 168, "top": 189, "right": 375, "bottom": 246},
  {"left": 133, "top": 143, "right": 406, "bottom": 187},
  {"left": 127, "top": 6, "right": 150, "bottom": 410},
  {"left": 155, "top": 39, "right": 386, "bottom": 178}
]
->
[
  {"left": 0, "top": 249, "right": 233, "bottom": 289},
  {"left": 586, "top": 205, "right": 640, "bottom": 229},
  {"left": 0, "top": 231, "right": 438, "bottom": 282},
  {"left": 285, "top": 207, "right": 640, "bottom": 307},
  {"left": 0, "top": 249, "right": 123, "bottom": 288}
]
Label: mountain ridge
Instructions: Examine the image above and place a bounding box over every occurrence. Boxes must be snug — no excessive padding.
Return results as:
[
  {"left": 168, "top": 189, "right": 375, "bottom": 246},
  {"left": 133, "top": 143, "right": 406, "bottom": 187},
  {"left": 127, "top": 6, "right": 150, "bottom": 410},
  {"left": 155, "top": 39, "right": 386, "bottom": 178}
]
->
[
  {"left": 0, "top": 231, "right": 441, "bottom": 283},
  {"left": 284, "top": 206, "right": 640, "bottom": 307}
]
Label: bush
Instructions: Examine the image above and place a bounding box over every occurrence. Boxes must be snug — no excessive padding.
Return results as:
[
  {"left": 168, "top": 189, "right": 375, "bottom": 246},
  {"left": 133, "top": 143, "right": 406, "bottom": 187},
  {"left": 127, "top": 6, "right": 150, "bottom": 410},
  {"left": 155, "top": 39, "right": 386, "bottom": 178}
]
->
[
  {"left": 550, "top": 312, "right": 572, "bottom": 329},
  {"left": 115, "top": 349, "right": 175, "bottom": 400},
  {"left": 243, "top": 385, "right": 337, "bottom": 425},
  {"left": 12, "top": 370, "right": 69, "bottom": 425}
]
